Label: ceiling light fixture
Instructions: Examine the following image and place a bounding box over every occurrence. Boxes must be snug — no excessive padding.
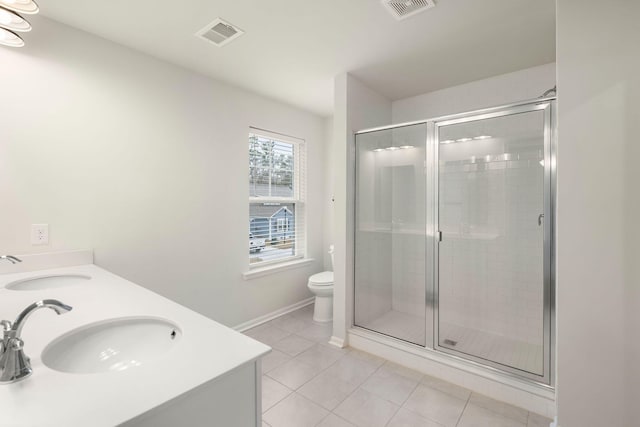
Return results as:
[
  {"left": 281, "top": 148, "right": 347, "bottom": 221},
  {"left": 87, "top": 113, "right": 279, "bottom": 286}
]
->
[
  {"left": 0, "top": 0, "right": 39, "bottom": 15},
  {"left": 456, "top": 138, "right": 473, "bottom": 142},
  {"left": 473, "top": 135, "right": 492, "bottom": 140},
  {"left": 399, "top": 145, "right": 414, "bottom": 149},
  {"left": 0, "top": 6, "right": 31, "bottom": 32},
  {"left": 373, "top": 148, "right": 385, "bottom": 152},
  {"left": 0, "top": 26, "right": 24, "bottom": 47},
  {"left": 0, "top": 0, "right": 38, "bottom": 48},
  {"left": 440, "top": 139, "right": 455, "bottom": 144},
  {"left": 386, "top": 146, "right": 400, "bottom": 151}
]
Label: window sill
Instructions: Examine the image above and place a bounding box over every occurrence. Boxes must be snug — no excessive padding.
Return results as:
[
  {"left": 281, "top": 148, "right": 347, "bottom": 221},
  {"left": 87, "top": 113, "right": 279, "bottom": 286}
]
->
[{"left": 242, "top": 258, "right": 315, "bottom": 280}]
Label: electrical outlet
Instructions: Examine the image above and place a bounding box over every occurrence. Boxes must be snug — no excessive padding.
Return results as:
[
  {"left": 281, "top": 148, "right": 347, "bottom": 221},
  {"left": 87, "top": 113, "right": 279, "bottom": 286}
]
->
[{"left": 31, "top": 224, "right": 49, "bottom": 245}]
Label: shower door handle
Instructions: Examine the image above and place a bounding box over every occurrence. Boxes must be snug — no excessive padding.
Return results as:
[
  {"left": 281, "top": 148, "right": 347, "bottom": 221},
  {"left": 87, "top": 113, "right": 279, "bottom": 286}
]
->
[{"left": 538, "top": 213, "right": 544, "bottom": 226}]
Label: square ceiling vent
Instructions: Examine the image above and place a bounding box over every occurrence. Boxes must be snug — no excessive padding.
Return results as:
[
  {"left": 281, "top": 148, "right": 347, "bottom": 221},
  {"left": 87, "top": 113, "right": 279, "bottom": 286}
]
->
[
  {"left": 196, "top": 18, "right": 244, "bottom": 47},
  {"left": 381, "top": 0, "right": 436, "bottom": 21}
]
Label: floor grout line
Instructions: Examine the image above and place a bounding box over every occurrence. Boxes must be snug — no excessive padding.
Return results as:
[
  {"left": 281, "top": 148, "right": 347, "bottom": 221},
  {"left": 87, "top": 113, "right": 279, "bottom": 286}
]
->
[
  {"left": 454, "top": 393, "right": 472, "bottom": 427},
  {"left": 382, "top": 403, "right": 402, "bottom": 427}
]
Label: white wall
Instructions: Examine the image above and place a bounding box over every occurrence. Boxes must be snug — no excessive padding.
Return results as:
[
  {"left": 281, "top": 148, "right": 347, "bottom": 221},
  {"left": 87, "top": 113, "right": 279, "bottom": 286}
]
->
[
  {"left": 392, "top": 63, "right": 556, "bottom": 123},
  {"left": 0, "top": 17, "right": 327, "bottom": 327},
  {"left": 331, "top": 74, "right": 391, "bottom": 345},
  {"left": 556, "top": 1, "right": 640, "bottom": 426},
  {"left": 323, "top": 117, "right": 335, "bottom": 270}
]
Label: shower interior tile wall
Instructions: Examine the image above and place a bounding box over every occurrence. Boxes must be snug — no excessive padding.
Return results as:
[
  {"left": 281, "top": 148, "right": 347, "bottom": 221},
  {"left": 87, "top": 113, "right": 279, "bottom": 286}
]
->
[
  {"left": 354, "top": 125, "right": 428, "bottom": 346},
  {"left": 354, "top": 149, "right": 393, "bottom": 326},
  {"left": 391, "top": 233, "right": 426, "bottom": 317},
  {"left": 438, "top": 143, "right": 544, "bottom": 347},
  {"left": 356, "top": 146, "right": 427, "bottom": 325}
]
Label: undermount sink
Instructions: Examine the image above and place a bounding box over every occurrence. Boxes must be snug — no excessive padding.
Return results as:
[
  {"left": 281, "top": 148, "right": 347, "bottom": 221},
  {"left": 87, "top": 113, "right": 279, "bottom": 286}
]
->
[
  {"left": 6, "top": 274, "right": 91, "bottom": 291},
  {"left": 42, "top": 317, "right": 181, "bottom": 374}
]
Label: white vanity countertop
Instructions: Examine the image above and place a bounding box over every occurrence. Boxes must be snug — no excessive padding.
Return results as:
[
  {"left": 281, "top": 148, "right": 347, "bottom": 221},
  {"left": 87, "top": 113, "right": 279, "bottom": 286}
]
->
[{"left": 0, "top": 264, "right": 271, "bottom": 427}]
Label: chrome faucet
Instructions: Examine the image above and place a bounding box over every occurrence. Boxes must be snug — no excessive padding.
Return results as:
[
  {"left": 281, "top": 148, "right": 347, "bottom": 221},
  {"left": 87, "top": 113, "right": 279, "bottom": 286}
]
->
[
  {"left": 0, "top": 255, "right": 22, "bottom": 265},
  {"left": 0, "top": 300, "right": 73, "bottom": 384}
]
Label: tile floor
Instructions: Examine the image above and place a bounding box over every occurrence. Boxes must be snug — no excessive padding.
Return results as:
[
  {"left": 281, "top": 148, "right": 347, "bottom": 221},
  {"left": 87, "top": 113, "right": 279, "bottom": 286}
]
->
[{"left": 244, "top": 304, "right": 552, "bottom": 427}]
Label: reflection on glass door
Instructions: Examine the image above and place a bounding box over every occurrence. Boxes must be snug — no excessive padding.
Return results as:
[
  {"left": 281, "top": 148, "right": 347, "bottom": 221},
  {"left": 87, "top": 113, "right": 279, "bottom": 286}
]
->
[
  {"left": 354, "top": 123, "right": 428, "bottom": 346},
  {"left": 436, "top": 105, "right": 550, "bottom": 379}
]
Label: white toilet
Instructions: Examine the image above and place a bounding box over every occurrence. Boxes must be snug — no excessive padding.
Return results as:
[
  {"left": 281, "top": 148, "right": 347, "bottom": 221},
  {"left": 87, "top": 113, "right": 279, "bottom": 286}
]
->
[{"left": 307, "top": 245, "right": 334, "bottom": 323}]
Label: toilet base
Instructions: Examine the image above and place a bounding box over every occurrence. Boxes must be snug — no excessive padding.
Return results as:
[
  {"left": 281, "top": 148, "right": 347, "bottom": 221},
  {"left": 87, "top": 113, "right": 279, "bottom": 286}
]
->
[{"left": 313, "top": 295, "right": 333, "bottom": 323}]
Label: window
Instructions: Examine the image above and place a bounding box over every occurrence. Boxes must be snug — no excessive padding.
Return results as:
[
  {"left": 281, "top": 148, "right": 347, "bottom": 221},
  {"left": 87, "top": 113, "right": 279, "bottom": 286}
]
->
[
  {"left": 276, "top": 217, "right": 289, "bottom": 232},
  {"left": 249, "top": 128, "right": 305, "bottom": 267}
]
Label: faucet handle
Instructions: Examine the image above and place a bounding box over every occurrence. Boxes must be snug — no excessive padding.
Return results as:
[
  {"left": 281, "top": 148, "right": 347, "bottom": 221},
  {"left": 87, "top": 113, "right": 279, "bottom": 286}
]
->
[
  {"left": 0, "top": 255, "right": 22, "bottom": 265},
  {"left": 0, "top": 321, "right": 11, "bottom": 333}
]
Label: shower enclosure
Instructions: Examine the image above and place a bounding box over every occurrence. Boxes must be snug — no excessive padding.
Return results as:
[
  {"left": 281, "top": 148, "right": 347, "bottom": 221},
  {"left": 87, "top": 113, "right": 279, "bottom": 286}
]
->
[{"left": 353, "top": 98, "right": 555, "bottom": 385}]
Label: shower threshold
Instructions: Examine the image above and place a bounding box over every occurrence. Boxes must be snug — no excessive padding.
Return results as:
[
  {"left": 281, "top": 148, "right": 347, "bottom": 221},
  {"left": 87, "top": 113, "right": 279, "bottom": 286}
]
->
[{"left": 347, "top": 326, "right": 555, "bottom": 417}]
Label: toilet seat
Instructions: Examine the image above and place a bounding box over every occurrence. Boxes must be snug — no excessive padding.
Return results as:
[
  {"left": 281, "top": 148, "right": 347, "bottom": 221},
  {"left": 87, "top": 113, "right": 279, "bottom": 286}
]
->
[{"left": 308, "top": 271, "right": 333, "bottom": 286}]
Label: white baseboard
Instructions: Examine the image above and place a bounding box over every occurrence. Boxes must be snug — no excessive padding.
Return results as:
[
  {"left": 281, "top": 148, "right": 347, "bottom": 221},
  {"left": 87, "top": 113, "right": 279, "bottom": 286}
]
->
[
  {"left": 234, "top": 297, "right": 315, "bottom": 332},
  {"left": 328, "top": 336, "right": 346, "bottom": 349}
]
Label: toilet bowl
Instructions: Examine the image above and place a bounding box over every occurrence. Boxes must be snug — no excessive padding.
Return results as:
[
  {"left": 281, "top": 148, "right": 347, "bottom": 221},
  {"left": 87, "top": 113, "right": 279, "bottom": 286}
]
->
[{"left": 307, "top": 245, "right": 334, "bottom": 323}]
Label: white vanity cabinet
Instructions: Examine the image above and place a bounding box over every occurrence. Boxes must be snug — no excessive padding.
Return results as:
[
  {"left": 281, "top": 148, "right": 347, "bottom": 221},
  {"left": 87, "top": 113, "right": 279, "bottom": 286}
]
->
[{"left": 123, "top": 360, "right": 263, "bottom": 427}]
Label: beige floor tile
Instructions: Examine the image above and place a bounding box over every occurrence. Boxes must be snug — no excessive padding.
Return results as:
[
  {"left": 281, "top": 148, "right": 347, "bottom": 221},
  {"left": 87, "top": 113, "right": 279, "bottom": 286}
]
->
[
  {"left": 269, "top": 314, "right": 313, "bottom": 333},
  {"left": 360, "top": 366, "right": 420, "bottom": 405},
  {"left": 468, "top": 393, "right": 528, "bottom": 424},
  {"left": 272, "top": 334, "right": 315, "bottom": 356},
  {"left": 347, "top": 349, "right": 385, "bottom": 369},
  {"left": 322, "top": 354, "right": 379, "bottom": 389},
  {"left": 457, "top": 403, "right": 526, "bottom": 427},
  {"left": 262, "top": 349, "right": 292, "bottom": 373},
  {"left": 246, "top": 324, "right": 291, "bottom": 345},
  {"left": 316, "top": 413, "right": 356, "bottom": 427},
  {"left": 298, "top": 370, "right": 358, "bottom": 410},
  {"left": 266, "top": 358, "right": 323, "bottom": 390},
  {"left": 263, "top": 393, "right": 329, "bottom": 427},
  {"left": 403, "top": 384, "right": 467, "bottom": 427},
  {"left": 334, "top": 388, "right": 400, "bottom": 427},
  {"left": 296, "top": 322, "right": 333, "bottom": 342},
  {"left": 387, "top": 408, "right": 446, "bottom": 427},
  {"left": 262, "top": 376, "right": 292, "bottom": 412},
  {"left": 294, "top": 344, "right": 345, "bottom": 370}
]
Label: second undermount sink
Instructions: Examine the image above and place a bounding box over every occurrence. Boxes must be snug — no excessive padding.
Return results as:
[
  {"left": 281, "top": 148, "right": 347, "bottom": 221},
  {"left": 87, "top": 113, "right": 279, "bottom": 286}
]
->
[
  {"left": 6, "top": 274, "right": 91, "bottom": 291},
  {"left": 42, "top": 317, "right": 181, "bottom": 374}
]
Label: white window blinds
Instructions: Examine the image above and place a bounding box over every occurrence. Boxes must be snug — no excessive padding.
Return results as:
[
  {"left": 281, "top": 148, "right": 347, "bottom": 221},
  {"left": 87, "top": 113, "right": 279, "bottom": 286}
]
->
[{"left": 249, "top": 128, "right": 306, "bottom": 267}]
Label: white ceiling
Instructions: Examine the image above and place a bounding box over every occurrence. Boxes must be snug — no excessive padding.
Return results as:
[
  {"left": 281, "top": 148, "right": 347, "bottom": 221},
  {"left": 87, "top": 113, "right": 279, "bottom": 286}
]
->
[{"left": 36, "top": 0, "right": 556, "bottom": 117}]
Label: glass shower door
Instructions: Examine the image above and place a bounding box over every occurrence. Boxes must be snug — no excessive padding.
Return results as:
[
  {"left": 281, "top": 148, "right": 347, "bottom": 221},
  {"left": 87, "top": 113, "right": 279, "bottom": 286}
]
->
[
  {"left": 436, "top": 104, "right": 551, "bottom": 380},
  {"left": 354, "top": 123, "right": 428, "bottom": 346}
]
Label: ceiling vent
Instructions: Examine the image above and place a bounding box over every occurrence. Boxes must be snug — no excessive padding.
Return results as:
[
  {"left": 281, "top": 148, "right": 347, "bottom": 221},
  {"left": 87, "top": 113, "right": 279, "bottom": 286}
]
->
[
  {"left": 381, "top": 0, "right": 436, "bottom": 21},
  {"left": 196, "top": 18, "right": 244, "bottom": 47}
]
